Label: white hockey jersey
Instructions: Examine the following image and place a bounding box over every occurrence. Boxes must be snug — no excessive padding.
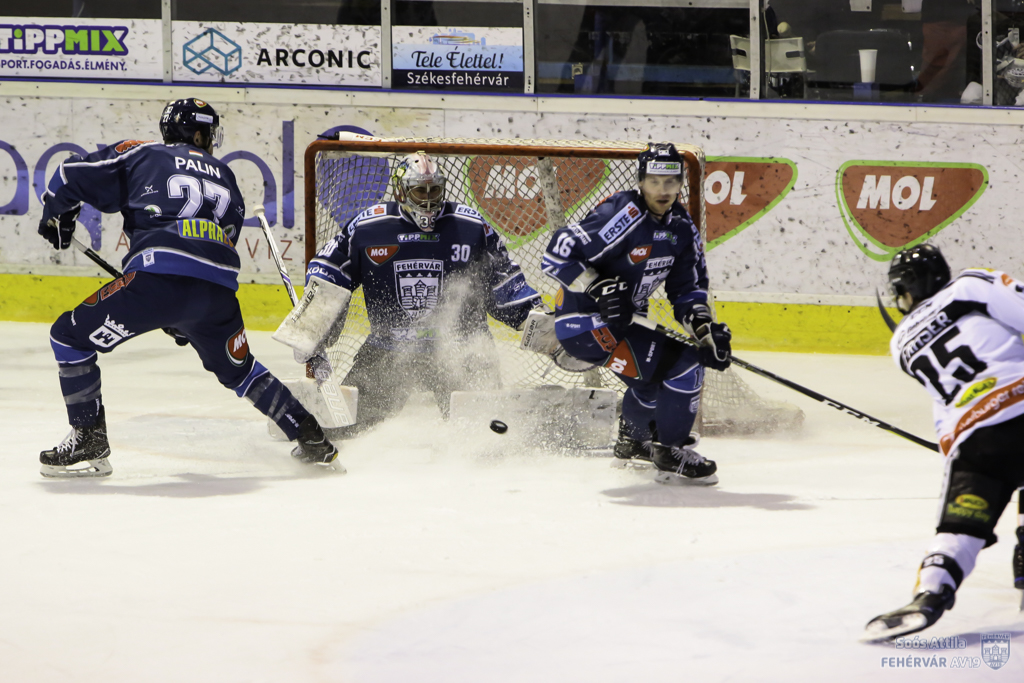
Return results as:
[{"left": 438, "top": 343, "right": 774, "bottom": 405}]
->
[{"left": 891, "top": 268, "right": 1024, "bottom": 456}]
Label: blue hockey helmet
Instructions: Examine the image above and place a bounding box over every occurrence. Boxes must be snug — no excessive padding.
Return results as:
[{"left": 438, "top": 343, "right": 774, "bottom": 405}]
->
[
  {"left": 160, "top": 98, "right": 223, "bottom": 149},
  {"left": 888, "top": 243, "right": 951, "bottom": 313},
  {"left": 637, "top": 142, "right": 683, "bottom": 182}
]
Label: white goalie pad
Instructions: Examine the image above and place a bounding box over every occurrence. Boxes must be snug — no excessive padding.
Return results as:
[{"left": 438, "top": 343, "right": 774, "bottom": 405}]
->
[
  {"left": 449, "top": 387, "right": 617, "bottom": 449},
  {"left": 272, "top": 278, "right": 352, "bottom": 359},
  {"left": 519, "top": 309, "right": 559, "bottom": 357},
  {"left": 267, "top": 378, "right": 359, "bottom": 439}
]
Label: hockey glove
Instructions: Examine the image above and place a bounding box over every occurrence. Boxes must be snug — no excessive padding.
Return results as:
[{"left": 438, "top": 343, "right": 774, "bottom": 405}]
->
[
  {"left": 38, "top": 200, "right": 80, "bottom": 250},
  {"left": 695, "top": 322, "right": 732, "bottom": 370},
  {"left": 682, "top": 304, "right": 732, "bottom": 370},
  {"left": 587, "top": 278, "right": 632, "bottom": 327}
]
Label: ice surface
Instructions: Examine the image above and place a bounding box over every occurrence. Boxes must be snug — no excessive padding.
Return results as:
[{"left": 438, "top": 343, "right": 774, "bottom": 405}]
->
[{"left": 1, "top": 321, "right": 1022, "bottom": 682}]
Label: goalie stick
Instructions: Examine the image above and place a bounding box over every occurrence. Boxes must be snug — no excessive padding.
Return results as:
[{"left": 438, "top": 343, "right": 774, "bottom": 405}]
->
[
  {"left": 631, "top": 315, "right": 939, "bottom": 452},
  {"left": 71, "top": 236, "right": 188, "bottom": 346},
  {"left": 252, "top": 205, "right": 353, "bottom": 427}
]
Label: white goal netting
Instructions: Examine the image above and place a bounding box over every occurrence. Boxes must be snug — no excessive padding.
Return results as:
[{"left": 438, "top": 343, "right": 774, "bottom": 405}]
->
[{"left": 304, "top": 136, "right": 803, "bottom": 436}]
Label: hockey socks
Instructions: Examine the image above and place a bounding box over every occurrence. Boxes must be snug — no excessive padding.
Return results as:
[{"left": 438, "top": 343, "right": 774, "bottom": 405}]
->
[
  {"left": 235, "top": 362, "right": 310, "bottom": 441},
  {"left": 57, "top": 361, "right": 103, "bottom": 426}
]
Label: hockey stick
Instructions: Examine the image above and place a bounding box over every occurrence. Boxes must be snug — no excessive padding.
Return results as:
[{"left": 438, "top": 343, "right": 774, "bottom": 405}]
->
[
  {"left": 252, "top": 205, "right": 353, "bottom": 427},
  {"left": 876, "top": 288, "right": 899, "bottom": 333},
  {"left": 631, "top": 315, "right": 940, "bottom": 452},
  {"left": 71, "top": 237, "right": 188, "bottom": 346}
]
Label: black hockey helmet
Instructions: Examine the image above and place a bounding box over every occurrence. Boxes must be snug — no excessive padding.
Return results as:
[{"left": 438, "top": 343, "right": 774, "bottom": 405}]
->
[
  {"left": 637, "top": 142, "right": 683, "bottom": 182},
  {"left": 160, "top": 98, "right": 223, "bottom": 149},
  {"left": 888, "top": 243, "right": 951, "bottom": 313}
]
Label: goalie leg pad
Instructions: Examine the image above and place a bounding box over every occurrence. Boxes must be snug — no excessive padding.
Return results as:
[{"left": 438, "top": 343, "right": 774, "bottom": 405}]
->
[{"left": 273, "top": 278, "right": 352, "bottom": 359}]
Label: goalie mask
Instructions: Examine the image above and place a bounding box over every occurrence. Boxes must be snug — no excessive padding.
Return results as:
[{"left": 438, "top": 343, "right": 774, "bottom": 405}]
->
[
  {"left": 160, "top": 98, "right": 224, "bottom": 150},
  {"left": 393, "top": 152, "right": 446, "bottom": 231},
  {"left": 888, "top": 243, "right": 951, "bottom": 314}
]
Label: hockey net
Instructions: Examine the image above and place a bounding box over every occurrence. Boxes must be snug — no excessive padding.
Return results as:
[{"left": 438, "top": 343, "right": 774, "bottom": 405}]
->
[{"left": 304, "top": 136, "right": 802, "bottom": 436}]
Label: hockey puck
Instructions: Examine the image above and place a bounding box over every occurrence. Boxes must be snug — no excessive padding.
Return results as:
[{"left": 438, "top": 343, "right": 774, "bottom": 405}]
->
[{"left": 489, "top": 420, "right": 508, "bottom": 434}]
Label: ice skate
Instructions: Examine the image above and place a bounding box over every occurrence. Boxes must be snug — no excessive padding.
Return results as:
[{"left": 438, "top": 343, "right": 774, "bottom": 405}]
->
[
  {"left": 862, "top": 585, "right": 956, "bottom": 642},
  {"left": 291, "top": 415, "right": 344, "bottom": 472},
  {"left": 611, "top": 420, "right": 653, "bottom": 471},
  {"left": 650, "top": 438, "right": 718, "bottom": 486},
  {"left": 40, "top": 409, "right": 112, "bottom": 478}
]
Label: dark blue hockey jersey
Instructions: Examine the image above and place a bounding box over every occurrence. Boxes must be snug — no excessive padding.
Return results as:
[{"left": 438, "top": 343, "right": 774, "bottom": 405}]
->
[
  {"left": 308, "top": 202, "right": 541, "bottom": 351},
  {"left": 541, "top": 190, "right": 708, "bottom": 327},
  {"left": 43, "top": 140, "right": 245, "bottom": 290}
]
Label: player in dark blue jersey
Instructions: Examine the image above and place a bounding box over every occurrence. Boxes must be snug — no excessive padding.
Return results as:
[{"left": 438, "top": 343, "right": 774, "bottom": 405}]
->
[
  {"left": 274, "top": 152, "right": 542, "bottom": 435},
  {"left": 541, "top": 143, "right": 732, "bottom": 485},
  {"left": 36, "top": 98, "right": 339, "bottom": 478}
]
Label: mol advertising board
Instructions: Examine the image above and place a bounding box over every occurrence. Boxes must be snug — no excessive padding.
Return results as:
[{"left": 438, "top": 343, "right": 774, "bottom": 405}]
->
[
  {"left": 393, "top": 26, "right": 523, "bottom": 91},
  {"left": 0, "top": 17, "right": 162, "bottom": 80},
  {"left": 172, "top": 22, "right": 381, "bottom": 86}
]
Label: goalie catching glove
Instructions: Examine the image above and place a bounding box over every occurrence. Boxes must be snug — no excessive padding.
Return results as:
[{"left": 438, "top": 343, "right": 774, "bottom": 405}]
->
[
  {"left": 273, "top": 278, "right": 352, "bottom": 362},
  {"left": 682, "top": 304, "right": 732, "bottom": 371}
]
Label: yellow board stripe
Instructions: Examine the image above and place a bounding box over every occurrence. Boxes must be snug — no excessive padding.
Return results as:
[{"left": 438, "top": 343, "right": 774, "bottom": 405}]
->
[{"left": 0, "top": 274, "right": 896, "bottom": 353}]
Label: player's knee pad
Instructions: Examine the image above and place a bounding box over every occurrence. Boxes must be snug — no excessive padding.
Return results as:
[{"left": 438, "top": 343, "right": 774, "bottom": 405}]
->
[{"left": 937, "top": 469, "right": 1010, "bottom": 546}]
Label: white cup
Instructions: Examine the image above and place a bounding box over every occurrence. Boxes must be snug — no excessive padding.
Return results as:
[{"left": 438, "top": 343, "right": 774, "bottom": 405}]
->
[{"left": 859, "top": 49, "right": 877, "bottom": 83}]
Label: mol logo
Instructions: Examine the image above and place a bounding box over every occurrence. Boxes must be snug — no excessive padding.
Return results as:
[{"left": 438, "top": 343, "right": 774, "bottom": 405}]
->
[
  {"left": 226, "top": 327, "right": 249, "bottom": 366},
  {"left": 837, "top": 161, "right": 988, "bottom": 261},
  {"left": 0, "top": 24, "right": 129, "bottom": 55},
  {"left": 465, "top": 156, "right": 608, "bottom": 247},
  {"left": 628, "top": 244, "right": 651, "bottom": 264},
  {"left": 366, "top": 244, "right": 399, "bottom": 265},
  {"left": 704, "top": 157, "right": 797, "bottom": 248}
]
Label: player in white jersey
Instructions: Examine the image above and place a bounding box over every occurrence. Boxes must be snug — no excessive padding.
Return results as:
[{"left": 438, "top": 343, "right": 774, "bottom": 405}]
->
[{"left": 864, "top": 244, "right": 1024, "bottom": 641}]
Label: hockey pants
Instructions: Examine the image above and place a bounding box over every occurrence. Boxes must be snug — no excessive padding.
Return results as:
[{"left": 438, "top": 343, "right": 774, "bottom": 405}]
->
[
  {"left": 48, "top": 272, "right": 310, "bottom": 440},
  {"left": 556, "top": 319, "right": 704, "bottom": 447}
]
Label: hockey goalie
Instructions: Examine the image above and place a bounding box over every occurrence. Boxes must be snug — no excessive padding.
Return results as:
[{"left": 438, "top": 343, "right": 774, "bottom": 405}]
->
[{"left": 274, "top": 151, "right": 549, "bottom": 441}]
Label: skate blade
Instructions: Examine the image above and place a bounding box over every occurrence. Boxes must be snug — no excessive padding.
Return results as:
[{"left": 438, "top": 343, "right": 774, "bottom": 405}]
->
[
  {"left": 1019, "top": 589, "right": 1024, "bottom": 612},
  {"left": 654, "top": 470, "right": 719, "bottom": 486},
  {"left": 40, "top": 457, "right": 113, "bottom": 479},
  {"left": 611, "top": 458, "right": 653, "bottom": 471},
  {"left": 315, "top": 460, "right": 347, "bottom": 474},
  {"left": 860, "top": 613, "right": 928, "bottom": 643}
]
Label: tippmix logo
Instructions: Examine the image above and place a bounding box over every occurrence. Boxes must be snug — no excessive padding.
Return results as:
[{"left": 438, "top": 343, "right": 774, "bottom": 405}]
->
[{"left": 0, "top": 24, "right": 129, "bottom": 55}]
